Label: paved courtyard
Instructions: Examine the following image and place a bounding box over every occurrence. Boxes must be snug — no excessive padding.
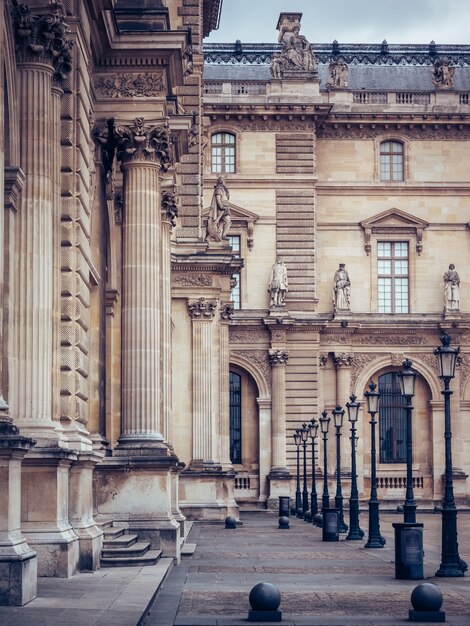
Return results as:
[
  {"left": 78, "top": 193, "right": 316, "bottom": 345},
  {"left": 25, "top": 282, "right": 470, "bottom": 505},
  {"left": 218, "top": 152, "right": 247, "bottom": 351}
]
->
[{"left": 1, "top": 510, "right": 470, "bottom": 625}]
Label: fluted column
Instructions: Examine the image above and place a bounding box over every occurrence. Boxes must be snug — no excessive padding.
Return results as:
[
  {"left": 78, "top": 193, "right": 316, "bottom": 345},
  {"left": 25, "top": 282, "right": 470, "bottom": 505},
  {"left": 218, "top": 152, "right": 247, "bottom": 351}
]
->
[
  {"left": 219, "top": 303, "right": 234, "bottom": 468},
  {"left": 334, "top": 353, "right": 353, "bottom": 404},
  {"left": 10, "top": 4, "right": 71, "bottom": 438},
  {"left": 160, "top": 189, "right": 178, "bottom": 442},
  {"left": 269, "top": 349, "right": 289, "bottom": 472},
  {"left": 188, "top": 297, "right": 219, "bottom": 465},
  {"left": 0, "top": 0, "right": 5, "bottom": 412}
]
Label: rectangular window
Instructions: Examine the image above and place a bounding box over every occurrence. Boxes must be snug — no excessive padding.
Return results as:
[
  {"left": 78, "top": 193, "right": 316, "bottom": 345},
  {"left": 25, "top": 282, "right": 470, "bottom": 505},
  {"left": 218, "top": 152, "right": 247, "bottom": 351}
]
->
[
  {"left": 378, "top": 241, "right": 409, "bottom": 313},
  {"left": 229, "top": 235, "right": 241, "bottom": 309},
  {"left": 211, "top": 133, "right": 236, "bottom": 174},
  {"left": 380, "top": 141, "right": 404, "bottom": 181}
]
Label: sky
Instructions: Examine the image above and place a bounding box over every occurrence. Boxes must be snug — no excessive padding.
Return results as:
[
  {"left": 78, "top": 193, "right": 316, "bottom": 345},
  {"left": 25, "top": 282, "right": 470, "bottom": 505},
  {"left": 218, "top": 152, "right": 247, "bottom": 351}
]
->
[{"left": 206, "top": 0, "right": 470, "bottom": 45}]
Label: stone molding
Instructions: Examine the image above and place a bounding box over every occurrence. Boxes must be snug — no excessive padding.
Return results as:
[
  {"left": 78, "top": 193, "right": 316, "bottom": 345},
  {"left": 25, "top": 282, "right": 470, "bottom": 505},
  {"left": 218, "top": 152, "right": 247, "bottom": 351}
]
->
[
  {"left": 268, "top": 349, "right": 289, "bottom": 366},
  {"left": 11, "top": 1, "right": 73, "bottom": 85},
  {"left": 229, "top": 329, "right": 268, "bottom": 343},
  {"left": 187, "top": 297, "right": 218, "bottom": 320},
  {"left": 115, "top": 118, "right": 172, "bottom": 171},
  {"left": 95, "top": 73, "right": 165, "bottom": 98},
  {"left": 161, "top": 190, "right": 179, "bottom": 226},
  {"left": 360, "top": 208, "right": 429, "bottom": 256},
  {"left": 317, "top": 124, "right": 470, "bottom": 141},
  {"left": 173, "top": 273, "right": 213, "bottom": 287}
]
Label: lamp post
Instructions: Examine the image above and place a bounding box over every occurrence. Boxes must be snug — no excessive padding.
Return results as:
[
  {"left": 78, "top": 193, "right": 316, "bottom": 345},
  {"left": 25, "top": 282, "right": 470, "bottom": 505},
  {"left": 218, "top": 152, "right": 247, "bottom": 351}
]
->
[
  {"left": 293, "top": 429, "right": 302, "bottom": 517},
  {"left": 332, "top": 405, "right": 348, "bottom": 533},
  {"left": 434, "top": 333, "right": 467, "bottom": 577},
  {"left": 308, "top": 419, "right": 319, "bottom": 520},
  {"left": 364, "top": 381, "right": 385, "bottom": 548},
  {"left": 320, "top": 410, "right": 330, "bottom": 512},
  {"left": 346, "top": 394, "right": 364, "bottom": 540},
  {"left": 398, "top": 358, "right": 417, "bottom": 524},
  {"left": 301, "top": 423, "right": 309, "bottom": 518}
]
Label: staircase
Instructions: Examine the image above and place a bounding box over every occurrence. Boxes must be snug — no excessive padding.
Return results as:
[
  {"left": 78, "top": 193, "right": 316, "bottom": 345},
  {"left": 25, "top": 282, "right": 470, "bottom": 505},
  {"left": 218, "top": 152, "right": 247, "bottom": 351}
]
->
[{"left": 100, "top": 521, "right": 162, "bottom": 568}]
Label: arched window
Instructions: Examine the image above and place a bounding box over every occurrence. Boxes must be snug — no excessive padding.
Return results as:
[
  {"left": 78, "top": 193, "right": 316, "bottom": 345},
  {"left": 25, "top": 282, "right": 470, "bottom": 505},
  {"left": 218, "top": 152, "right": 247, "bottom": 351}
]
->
[
  {"left": 211, "top": 132, "right": 236, "bottom": 174},
  {"left": 229, "top": 371, "right": 242, "bottom": 463},
  {"left": 378, "top": 372, "right": 407, "bottom": 463},
  {"left": 380, "top": 140, "right": 404, "bottom": 181}
]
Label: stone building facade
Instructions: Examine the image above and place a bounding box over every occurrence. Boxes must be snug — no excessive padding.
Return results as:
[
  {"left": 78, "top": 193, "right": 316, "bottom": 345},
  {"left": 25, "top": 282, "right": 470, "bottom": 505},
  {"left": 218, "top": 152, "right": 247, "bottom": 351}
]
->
[{"left": 0, "top": 0, "right": 469, "bottom": 604}]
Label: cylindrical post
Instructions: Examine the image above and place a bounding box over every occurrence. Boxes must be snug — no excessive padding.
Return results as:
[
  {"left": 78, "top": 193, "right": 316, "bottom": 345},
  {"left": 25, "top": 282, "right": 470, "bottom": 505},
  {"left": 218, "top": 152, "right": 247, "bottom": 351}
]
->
[
  {"left": 346, "top": 420, "right": 364, "bottom": 540},
  {"left": 322, "top": 432, "right": 329, "bottom": 511},
  {"left": 335, "top": 425, "right": 348, "bottom": 533},
  {"left": 404, "top": 396, "right": 417, "bottom": 523},
  {"left": 365, "top": 382, "right": 385, "bottom": 548},
  {"left": 310, "top": 437, "right": 318, "bottom": 519},
  {"left": 302, "top": 430, "right": 309, "bottom": 517},
  {"left": 269, "top": 350, "right": 289, "bottom": 472}
]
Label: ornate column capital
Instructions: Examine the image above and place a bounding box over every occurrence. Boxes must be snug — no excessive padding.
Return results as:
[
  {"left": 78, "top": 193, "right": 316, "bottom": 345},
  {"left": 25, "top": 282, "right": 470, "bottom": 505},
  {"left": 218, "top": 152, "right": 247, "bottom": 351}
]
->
[
  {"left": 334, "top": 353, "right": 353, "bottom": 367},
  {"left": 161, "top": 189, "right": 179, "bottom": 227},
  {"left": 11, "top": 2, "right": 73, "bottom": 84},
  {"left": 115, "top": 117, "right": 173, "bottom": 170},
  {"left": 187, "top": 297, "right": 218, "bottom": 320},
  {"left": 220, "top": 302, "right": 234, "bottom": 321},
  {"left": 268, "top": 349, "right": 289, "bottom": 366}
]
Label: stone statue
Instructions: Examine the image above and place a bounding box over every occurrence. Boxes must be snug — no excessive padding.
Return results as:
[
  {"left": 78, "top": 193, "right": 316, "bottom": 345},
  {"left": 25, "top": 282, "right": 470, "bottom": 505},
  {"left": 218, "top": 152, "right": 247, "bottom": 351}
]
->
[
  {"left": 268, "top": 257, "right": 288, "bottom": 307},
  {"left": 433, "top": 58, "right": 455, "bottom": 89},
  {"left": 326, "top": 60, "right": 348, "bottom": 88},
  {"left": 206, "top": 176, "right": 231, "bottom": 242},
  {"left": 270, "top": 20, "right": 316, "bottom": 79},
  {"left": 443, "top": 264, "right": 460, "bottom": 311},
  {"left": 333, "top": 263, "right": 351, "bottom": 311}
]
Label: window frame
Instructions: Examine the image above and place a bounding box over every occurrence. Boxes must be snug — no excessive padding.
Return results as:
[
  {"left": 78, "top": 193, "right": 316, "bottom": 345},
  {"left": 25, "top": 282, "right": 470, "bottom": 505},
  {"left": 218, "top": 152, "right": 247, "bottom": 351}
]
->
[
  {"left": 379, "top": 140, "right": 404, "bottom": 182},
  {"left": 228, "top": 234, "right": 241, "bottom": 310},
  {"left": 378, "top": 371, "right": 408, "bottom": 464},
  {"left": 211, "top": 131, "right": 236, "bottom": 175},
  {"left": 377, "top": 241, "right": 410, "bottom": 314},
  {"left": 229, "top": 371, "right": 242, "bottom": 464},
  {"left": 374, "top": 135, "right": 410, "bottom": 181}
]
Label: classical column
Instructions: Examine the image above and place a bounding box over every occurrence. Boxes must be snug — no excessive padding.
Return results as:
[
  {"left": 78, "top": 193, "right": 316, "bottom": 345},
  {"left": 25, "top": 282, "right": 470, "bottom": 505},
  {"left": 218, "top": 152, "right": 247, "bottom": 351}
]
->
[
  {"left": 268, "top": 349, "right": 290, "bottom": 472},
  {"left": 188, "top": 297, "right": 219, "bottom": 466},
  {"left": 334, "top": 353, "right": 353, "bottom": 471},
  {"left": 9, "top": 3, "right": 71, "bottom": 438},
  {"left": 219, "top": 303, "right": 234, "bottom": 469},
  {"left": 115, "top": 118, "right": 172, "bottom": 449},
  {"left": 160, "top": 188, "right": 178, "bottom": 443}
]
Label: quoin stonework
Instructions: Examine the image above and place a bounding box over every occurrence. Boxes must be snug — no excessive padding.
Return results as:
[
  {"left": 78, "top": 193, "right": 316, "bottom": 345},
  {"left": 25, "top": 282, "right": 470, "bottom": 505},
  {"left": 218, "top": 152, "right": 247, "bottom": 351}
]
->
[{"left": 1, "top": 0, "right": 470, "bottom": 604}]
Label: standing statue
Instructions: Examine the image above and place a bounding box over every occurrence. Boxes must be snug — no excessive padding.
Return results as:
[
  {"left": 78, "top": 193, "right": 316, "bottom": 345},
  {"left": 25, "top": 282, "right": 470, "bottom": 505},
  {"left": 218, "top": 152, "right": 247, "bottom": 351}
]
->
[
  {"left": 270, "top": 19, "right": 316, "bottom": 79},
  {"left": 268, "top": 257, "right": 288, "bottom": 307},
  {"left": 206, "top": 175, "right": 231, "bottom": 242},
  {"left": 433, "top": 58, "right": 455, "bottom": 89},
  {"left": 326, "top": 60, "right": 349, "bottom": 88},
  {"left": 443, "top": 264, "right": 460, "bottom": 311},
  {"left": 333, "top": 263, "right": 351, "bottom": 311}
]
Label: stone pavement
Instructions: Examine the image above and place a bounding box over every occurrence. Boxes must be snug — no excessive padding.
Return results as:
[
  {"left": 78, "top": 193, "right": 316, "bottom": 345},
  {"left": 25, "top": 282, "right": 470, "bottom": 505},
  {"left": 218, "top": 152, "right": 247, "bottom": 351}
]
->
[
  {"left": 1, "top": 511, "right": 469, "bottom": 626},
  {"left": 147, "top": 511, "right": 470, "bottom": 626}
]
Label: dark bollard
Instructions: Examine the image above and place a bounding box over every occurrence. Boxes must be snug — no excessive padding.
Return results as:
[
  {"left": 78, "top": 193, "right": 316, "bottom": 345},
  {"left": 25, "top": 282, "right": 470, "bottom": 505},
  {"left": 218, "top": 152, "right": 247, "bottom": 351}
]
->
[
  {"left": 313, "top": 512, "right": 323, "bottom": 528},
  {"left": 322, "top": 508, "right": 339, "bottom": 542},
  {"left": 409, "top": 583, "right": 445, "bottom": 622},
  {"left": 278, "top": 516, "right": 289, "bottom": 530},
  {"left": 225, "top": 516, "right": 237, "bottom": 529},
  {"left": 248, "top": 582, "right": 282, "bottom": 622},
  {"left": 278, "top": 496, "right": 290, "bottom": 518},
  {"left": 396, "top": 504, "right": 404, "bottom": 514},
  {"left": 392, "top": 523, "right": 424, "bottom": 580},
  {"left": 304, "top": 511, "right": 312, "bottom": 522}
]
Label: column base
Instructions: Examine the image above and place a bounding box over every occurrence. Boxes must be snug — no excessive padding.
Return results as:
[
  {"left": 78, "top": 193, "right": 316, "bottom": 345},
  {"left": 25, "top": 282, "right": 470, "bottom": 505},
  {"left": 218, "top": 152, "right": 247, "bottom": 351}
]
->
[
  {"left": 267, "top": 469, "right": 292, "bottom": 510},
  {"left": 94, "top": 453, "right": 182, "bottom": 562},
  {"left": 0, "top": 552, "right": 37, "bottom": 606},
  {"left": 180, "top": 466, "right": 239, "bottom": 521}
]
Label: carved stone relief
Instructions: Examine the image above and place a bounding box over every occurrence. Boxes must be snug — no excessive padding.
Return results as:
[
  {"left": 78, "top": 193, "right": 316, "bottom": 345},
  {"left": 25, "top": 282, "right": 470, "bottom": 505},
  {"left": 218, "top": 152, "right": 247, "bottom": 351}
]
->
[
  {"left": 95, "top": 73, "right": 165, "bottom": 98},
  {"left": 268, "top": 349, "right": 289, "bottom": 366},
  {"left": 432, "top": 58, "right": 455, "bottom": 89},
  {"left": 231, "top": 349, "right": 271, "bottom": 392},
  {"left": 229, "top": 330, "right": 269, "bottom": 343},
  {"left": 115, "top": 118, "right": 172, "bottom": 171},
  {"left": 220, "top": 302, "right": 234, "bottom": 321},
  {"left": 350, "top": 354, "right": 384, "bottom": 392},
  {"left": 187, "top": 297, "right": 218, "bottom": 320},
  {"left": 173, "top": 273, "right": 213, "bottom": 287},
  {"left": 334, "top": 353, "right": 353, "bottom": 367},
  {"left": 161, "top": 190, "right": 179, "bottom": 227}
]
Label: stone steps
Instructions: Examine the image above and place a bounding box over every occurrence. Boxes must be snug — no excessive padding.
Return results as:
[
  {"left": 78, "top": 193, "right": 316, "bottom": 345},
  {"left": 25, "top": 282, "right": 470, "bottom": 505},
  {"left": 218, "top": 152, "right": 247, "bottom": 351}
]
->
[
  {"left": 99, "top": 521, "right": 160, "bottom": 568},
  {"left": 102, "top": 541, "right": 152, "bottom": 559},
  {"left": 103, "top": 533, "right": 139, "bottom": 549},
  {"left": 100, "top": 549, "right": 162, "bottom": 568}
]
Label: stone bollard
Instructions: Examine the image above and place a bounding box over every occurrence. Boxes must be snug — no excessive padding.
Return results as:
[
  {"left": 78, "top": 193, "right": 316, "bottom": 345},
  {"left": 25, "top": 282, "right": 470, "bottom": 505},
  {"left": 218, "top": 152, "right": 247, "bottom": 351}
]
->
[
  {"left": 278, "top": 515, "right": 289, "bottom": 529},
  {"left": 409, "top": 583, "right": 445, "bottom": 622},
  {"left": 248, "top": 582, "right": 282, "bottom": 622},
  {"left": 225, "top": 516, "right": 237, "bottom": 529}
]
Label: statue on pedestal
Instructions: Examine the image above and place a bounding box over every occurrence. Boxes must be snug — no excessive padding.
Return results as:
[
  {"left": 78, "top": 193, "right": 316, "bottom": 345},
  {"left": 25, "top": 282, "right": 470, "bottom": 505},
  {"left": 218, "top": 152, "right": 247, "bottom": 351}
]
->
[
  {"left": 333, "top": 263, "right": 351, "bottom": 312},
  {"left": 206, "top": 176, "right": 231, "bottom": 242},
  {"left": 268, "top": 257, "right": 288, "bottom": 307},
  {"left": 443, "top": 264, "right": 460, "bottom": 311}
]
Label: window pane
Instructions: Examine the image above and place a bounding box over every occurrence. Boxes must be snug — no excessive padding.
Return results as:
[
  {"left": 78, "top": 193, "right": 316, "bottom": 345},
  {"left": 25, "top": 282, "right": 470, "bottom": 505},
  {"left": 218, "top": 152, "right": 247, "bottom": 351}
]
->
[
  {"left": 378, "top": 241, "right": 391, "bottom": 257},
  {"left": 394, "top": 242, "right": 408, "bottom": 257},
  {"left": 379, "top": 372, "right": 407, "bottom": 463},
  {"left": 378, "top": 260, "right": 391, "bottom": 275},
  {"left": 394, "top": 260, "right": 408, "bottom": 275},
  {"left": 229, "top": 372, "right": 242, "bottom": 464},
  {"left": 380, "top": 141, "right": 404, "bottom": 181}
]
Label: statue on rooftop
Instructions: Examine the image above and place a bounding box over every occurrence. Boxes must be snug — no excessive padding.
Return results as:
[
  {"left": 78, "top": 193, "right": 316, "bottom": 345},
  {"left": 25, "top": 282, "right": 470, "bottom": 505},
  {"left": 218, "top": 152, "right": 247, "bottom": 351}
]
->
[
  {"left": 326, "top": 60, "right": 348, "bottom": 88},
  {"left": 270, "top": 17, "right": 316, "bottom": 79},
  {"left": 433, "top": 58, "right": 455, "bottom": 89}
]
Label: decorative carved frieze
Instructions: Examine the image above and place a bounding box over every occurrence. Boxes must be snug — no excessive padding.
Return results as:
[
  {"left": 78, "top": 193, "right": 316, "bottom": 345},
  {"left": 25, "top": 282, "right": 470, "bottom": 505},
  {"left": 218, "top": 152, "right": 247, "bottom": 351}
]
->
[
  {"left": 187, "top": 297, "right": 218, "bottom": 320},
  {"left": 270, "top": 328, "right": 287, "bottom": 342},
  {"left": 390, "top": 352, "right": 407, "bottom": 367},
  {"left": 268, "top": 349, "right": 289, "bottom": 366},
  {"left": 317, "top": 124, "right": 470, "bottom": 141},
  {"left": 231, "top": 349, "right": 271, "bottom": 392},
  {"left": 173, "top": 273, "right": 213, "bottom": 287},
  {"left": 115, "top": 118, "right": 172, "bottom": 171},
  {"left": 229, "top": 329, "right": 269, "bottom": 343},
  {"left": 11, "top": 1, "right": 73, "bottom": 83},
  {"left": 334, "top": 353, "right": 353, "bottom": 367},
  {"left": 161, "top": 190, "right": 179, "bottom": 226},
  {"left": 220, "top": 302, "right": 234, "bottom": 321},
  {"left": 350, "top": 354, "right": 384, "bottom": 391},
  {"left": 417, "top": 354, "right": 440, "bottom": 379},
  {"left": 322, "top": 333, "right": 428, "bottom": 346},
  {"left": 95, "top": 73, "right": 165, "bottom": 98}
]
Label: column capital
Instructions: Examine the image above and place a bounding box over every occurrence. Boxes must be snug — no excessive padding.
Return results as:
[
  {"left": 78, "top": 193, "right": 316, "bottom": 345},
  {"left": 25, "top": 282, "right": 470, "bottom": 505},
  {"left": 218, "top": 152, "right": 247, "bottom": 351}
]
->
[
  {"left": 161, "top": 189, "right": 179, "bottom": 227},
  {"left": 334, "top": 352, "right": 353, "bottom": 367},
  {"left": 11, "top": 2, "right": 73, "bottom": 84},
  {"left": 188, "top": 297, "right": 218, "bottom": 320},
  {"left": 268, "top": 349, "right": 289, "bottom": 366},
  {"left": 115, "top": 117, "right": 173, "bottom": 170},
  {"left": 220, "top": 302, "right": 234, "bottom": 321}
]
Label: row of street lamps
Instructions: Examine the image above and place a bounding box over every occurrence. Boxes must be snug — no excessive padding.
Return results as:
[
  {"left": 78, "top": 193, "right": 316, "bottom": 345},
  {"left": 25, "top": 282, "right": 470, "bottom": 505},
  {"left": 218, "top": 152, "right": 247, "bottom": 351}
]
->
[{"left": 292, "top": 333, "right": 467, "bottom": 577}]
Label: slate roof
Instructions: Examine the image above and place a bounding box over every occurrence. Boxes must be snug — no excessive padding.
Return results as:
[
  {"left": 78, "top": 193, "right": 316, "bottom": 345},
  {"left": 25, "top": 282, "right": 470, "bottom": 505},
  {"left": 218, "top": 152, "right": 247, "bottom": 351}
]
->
[{"left": 203, "top": 43, "right": 470, "bottom": 91}]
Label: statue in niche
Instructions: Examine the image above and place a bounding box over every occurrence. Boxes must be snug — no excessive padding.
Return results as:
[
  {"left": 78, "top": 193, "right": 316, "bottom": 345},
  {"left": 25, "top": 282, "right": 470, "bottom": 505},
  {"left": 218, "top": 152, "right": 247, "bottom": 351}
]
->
[
  {"left": 270, "top": 21, "right": 316, "bottom": 79},
  {"left": 433, "top": 58, "right": 455, "bottom": 89},
  {"left": 206, "top": 175, "right": 231, "bottom": 242},
  {"left": 333, "top": 263, "right": 351, "bottom": 311},
  {"left": 443, "top": 264, "right": 460, "bottom": 311},
  {"left": 268, "top": 257, "right": 288, "bottom": 307},
  {"left": 326, "top": 60, "right": 349, "bottom": 88}
]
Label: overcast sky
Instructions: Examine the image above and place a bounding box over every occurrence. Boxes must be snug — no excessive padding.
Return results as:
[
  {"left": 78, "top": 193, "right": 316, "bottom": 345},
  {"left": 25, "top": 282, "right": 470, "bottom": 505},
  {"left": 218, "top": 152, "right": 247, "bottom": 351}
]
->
[{"left": 206, "top": 0, "right": 470, "bottom": 45}]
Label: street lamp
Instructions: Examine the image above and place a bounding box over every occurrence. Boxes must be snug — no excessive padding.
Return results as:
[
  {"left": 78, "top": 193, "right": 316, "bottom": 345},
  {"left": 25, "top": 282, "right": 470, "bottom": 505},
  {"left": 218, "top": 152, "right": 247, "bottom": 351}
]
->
[
  {"left": 434, "top": 333, "right": 467, "bottom": 577},
  {"left": 364, "top": 381, "right": 385, "bottom": 548},
  {"left": 320, "top": 410, "right": 331, "bottom": 512},
  {"left": 398, "top": 358, "right": 417, "bottom": 524},
  {"left": 308, "top": 419, "right": 319, "bottom": 521},
  {"left": 332, "top": 405, "right": 348, "bottom": 533},
  {"left": 293, "top": 429, "right": 302, "bottom": 517},
  {"left": 346, "top": 394, "right": 364, "bottom": 540},
  {"left": 301, "top": 423, "right": 309, "bottom": 518}
]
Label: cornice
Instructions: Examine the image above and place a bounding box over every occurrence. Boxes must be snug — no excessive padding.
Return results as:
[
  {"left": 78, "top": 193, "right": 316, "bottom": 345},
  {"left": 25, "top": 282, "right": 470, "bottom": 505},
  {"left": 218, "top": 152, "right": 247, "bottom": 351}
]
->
[{"left": 316, "top": 183, "right": 470, "bottom": 196}]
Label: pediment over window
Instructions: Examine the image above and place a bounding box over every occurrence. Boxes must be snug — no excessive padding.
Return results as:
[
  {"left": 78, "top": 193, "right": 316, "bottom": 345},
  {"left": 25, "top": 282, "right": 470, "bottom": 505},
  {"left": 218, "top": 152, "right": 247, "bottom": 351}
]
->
[
  {"left": 360, "top": 208, "right": 429, "bottom": 255},
  {"left": 203, "top": 203, "right": 259, "bottom": 249}
]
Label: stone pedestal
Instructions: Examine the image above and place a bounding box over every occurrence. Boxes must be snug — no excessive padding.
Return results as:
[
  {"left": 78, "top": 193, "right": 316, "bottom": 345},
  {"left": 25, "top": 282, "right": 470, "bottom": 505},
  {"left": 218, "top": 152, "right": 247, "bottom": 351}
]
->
[
  {"left": 69, "top": 452, "right": 104, "bottom": 571},
  {"left": 180, "top": 466, "right": 238, "bottom": 521},
  {"left": 0, "top": 418, "right": 37, "bottom": 606}
]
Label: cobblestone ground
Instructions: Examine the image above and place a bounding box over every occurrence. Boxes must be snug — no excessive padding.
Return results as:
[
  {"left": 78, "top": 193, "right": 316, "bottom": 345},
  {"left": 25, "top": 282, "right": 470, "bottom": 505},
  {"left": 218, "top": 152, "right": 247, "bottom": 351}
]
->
[{"left": 147, "top": 511, "right": 470, "bottom": 626}]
